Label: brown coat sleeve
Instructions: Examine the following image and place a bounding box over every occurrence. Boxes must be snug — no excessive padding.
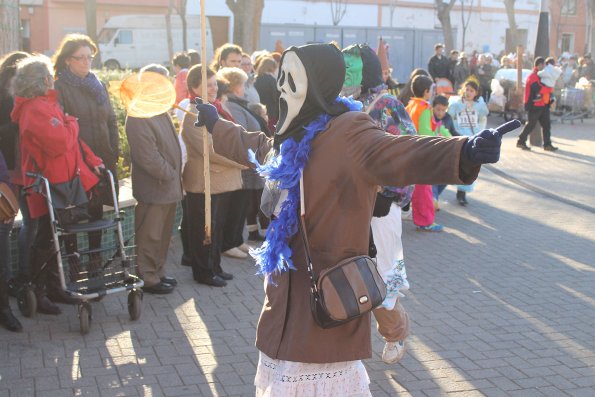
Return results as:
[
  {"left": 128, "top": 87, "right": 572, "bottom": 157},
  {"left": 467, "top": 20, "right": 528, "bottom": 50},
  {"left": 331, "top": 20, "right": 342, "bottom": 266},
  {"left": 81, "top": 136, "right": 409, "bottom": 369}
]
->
[
  {"left": 181, "top": 113, "right": 245, "bottom": 169},
  {"left": 210, "top": 119, "right": 273, "bottom": 167},
  {"left": 338, "top": 112, "right": 481, "bottom": 187}
]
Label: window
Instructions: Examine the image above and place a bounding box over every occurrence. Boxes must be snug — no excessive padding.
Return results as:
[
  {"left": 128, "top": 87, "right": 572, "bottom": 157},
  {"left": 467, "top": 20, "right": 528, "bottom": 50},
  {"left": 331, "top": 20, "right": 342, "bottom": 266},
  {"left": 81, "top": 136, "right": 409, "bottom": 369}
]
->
[
  {"left": 560, "top": 33, "right": 575, "bottom": 53},
  {"left": 561, "top": 0, "right": 577, "bottom": 16},
  {"left": 115, "top": 30, "right": 133, "bottom": 45}
]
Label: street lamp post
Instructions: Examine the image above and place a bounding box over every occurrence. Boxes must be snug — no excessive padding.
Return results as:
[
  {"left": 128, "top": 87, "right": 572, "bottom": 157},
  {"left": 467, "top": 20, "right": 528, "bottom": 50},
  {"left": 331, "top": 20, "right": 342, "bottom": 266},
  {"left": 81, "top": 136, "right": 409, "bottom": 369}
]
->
[{"left": 530, "top": 0, "right": 550, "bottom": 147}]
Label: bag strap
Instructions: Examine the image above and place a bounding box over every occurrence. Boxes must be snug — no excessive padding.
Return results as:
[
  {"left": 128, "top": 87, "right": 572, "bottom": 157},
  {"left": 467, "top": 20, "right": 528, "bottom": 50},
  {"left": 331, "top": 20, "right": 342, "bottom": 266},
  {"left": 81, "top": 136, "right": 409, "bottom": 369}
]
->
[
  {"left": 464, "top": 106, "right": 476, "bottom": 135},
  {"left": 297, "top": 172, "right": 319, "bottom": 295}
]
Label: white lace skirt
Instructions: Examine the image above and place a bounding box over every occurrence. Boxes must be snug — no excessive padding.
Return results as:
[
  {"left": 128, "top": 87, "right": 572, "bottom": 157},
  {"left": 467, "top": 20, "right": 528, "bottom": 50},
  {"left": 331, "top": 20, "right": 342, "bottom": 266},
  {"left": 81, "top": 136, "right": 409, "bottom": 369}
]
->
[
  {"left": 371, "top": 203, "right": 409, "bottom": 310},
  {"left": 255, "top": 352, "right": 372, "bottom": 397}
]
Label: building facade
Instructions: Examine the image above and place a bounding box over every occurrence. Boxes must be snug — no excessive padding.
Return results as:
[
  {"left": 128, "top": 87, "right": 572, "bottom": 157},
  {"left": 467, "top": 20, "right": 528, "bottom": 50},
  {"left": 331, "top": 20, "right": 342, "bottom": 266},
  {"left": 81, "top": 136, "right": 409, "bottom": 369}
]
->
[{"left": 16, "top": 0, "right": 594, "bottom": 59}]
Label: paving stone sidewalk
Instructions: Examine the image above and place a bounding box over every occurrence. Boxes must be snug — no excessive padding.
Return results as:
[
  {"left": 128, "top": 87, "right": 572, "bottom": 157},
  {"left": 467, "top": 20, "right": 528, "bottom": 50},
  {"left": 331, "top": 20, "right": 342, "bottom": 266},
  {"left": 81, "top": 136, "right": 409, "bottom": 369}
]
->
[{"left": 1, "top": 115, "right": 594, "bottom": 396}]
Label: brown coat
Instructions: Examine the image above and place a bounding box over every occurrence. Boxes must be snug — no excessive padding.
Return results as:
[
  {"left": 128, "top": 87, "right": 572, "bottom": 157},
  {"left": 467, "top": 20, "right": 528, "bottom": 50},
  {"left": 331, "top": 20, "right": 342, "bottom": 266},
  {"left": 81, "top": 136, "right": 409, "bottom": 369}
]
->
[
  {"left": 180, "top": 113, "right": 244, "bottom": 194},
  {"left": 211, "top": 111, "right": 480, "bottom": 363}
]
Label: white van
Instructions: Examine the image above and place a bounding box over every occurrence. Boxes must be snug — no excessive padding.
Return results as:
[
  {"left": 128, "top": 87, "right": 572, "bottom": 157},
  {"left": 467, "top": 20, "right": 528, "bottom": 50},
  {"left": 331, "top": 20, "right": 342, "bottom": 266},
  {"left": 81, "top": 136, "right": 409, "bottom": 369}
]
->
[{"left": 97, "top": 14, "right": 214, "bottom": 69}]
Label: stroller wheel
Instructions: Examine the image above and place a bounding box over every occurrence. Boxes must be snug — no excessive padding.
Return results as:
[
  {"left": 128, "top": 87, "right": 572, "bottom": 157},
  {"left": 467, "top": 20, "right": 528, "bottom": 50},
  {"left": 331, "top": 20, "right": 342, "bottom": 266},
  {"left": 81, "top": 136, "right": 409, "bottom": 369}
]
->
[
  {"left": 128, "top": 289, "right": 142, "bottom": 321},
  {"left": 79, "top": 302, "right": 92, "bottom": 335},
  {"left": 17, "top": 287, "right": 37, "bottom": 318}
]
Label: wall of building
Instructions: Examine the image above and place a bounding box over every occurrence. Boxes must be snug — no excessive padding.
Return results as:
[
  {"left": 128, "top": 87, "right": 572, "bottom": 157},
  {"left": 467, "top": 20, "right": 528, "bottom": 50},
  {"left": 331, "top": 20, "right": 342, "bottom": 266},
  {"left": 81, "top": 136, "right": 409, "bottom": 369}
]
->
[{"left": 550, "top": 0, "right": 592, "bottom": 55}]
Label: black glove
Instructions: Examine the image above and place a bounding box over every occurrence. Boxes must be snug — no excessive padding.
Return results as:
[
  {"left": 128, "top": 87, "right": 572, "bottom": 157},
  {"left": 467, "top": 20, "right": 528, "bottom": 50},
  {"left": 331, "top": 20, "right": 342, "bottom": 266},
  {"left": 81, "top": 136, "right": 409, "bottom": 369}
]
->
[
  {"left": 463, "top": 120, "right": 521, "bottom": 164},
  {"left": 194, "top": 98, "right": 219, "bottom": 133}
]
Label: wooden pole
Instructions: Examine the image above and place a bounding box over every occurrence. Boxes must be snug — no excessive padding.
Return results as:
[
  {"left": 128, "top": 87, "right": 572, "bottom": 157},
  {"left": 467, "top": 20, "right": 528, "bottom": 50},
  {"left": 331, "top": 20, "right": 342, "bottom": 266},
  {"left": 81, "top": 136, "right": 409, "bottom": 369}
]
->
[{"left": 200, "top": 0, "right": 212, "bottom": 244}]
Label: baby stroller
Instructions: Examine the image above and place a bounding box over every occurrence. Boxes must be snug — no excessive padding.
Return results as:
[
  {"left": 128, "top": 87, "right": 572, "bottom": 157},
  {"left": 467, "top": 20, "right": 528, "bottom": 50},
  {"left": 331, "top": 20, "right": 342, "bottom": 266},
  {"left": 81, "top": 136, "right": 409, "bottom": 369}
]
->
[{"left": 17, "top": 169, "right": 143, "bottom": 334}]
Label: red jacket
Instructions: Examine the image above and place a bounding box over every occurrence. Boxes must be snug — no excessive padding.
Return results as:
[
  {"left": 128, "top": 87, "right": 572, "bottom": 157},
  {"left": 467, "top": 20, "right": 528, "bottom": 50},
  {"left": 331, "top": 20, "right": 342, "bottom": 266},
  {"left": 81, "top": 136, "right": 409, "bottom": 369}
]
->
[
  {"left": 11, "top": 90, "right": 103, "bottom": 218},
  {"left": 524, "top": 68, "right": 552, "bottom": 109}
]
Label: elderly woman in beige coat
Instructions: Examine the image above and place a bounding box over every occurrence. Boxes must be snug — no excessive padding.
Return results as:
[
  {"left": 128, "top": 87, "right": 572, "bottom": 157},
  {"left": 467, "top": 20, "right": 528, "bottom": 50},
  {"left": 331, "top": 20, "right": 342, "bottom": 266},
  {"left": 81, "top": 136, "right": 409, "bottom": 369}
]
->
[{"left": 181, "top": 64, "right": 245, "bottom": 287}]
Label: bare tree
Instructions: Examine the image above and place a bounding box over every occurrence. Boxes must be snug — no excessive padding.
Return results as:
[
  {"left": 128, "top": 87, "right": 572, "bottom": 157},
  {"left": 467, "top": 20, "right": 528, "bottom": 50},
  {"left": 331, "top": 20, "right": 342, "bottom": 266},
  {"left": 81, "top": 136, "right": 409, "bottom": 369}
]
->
[
  {"left": 504, "top": 0, "right": 519, "bottom": 51},
  {"left": 460, "top": 0, "right": 474, "bottom": 51},
  {"left": 85, "top": 0, "right": 103, "bottom": 66},
  {"left": 226, "top": 0, "right": 265, "bottom": 53},
  {"left": 174, "top": 0, "right": 188, "bottom": 51},
  {"left": 166, "top": 0, "right": 175, "bottom": 62},
  {"left": 330, "top": 0, "right": 348, "bottom": 26},
  {"left": 389, "top": 0, "right": 398, "bottom": 27},
  {"left": 435, "top": 0, "right": 456, "bottom": 51},
  {"left": 0, "top": 0, "right": 20, "bottom": 54}
]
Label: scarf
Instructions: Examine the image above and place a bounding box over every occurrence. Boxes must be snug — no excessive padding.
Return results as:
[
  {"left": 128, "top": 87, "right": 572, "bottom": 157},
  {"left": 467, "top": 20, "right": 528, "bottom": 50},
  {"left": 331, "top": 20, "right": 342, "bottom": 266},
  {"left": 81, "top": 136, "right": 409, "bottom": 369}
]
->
[
  {"left": 248, "top": 96, "right": 362, "bottom": 279},
  {"left": 57, "top": 68, "right": 108, "bottom": 105}
]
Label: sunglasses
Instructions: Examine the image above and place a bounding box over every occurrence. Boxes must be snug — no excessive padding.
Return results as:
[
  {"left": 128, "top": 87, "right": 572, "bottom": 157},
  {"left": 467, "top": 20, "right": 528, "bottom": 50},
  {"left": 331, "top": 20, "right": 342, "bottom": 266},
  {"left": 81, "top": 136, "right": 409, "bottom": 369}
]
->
[{"left": 71, "top": 55, "right": 95, "bottom": 62}]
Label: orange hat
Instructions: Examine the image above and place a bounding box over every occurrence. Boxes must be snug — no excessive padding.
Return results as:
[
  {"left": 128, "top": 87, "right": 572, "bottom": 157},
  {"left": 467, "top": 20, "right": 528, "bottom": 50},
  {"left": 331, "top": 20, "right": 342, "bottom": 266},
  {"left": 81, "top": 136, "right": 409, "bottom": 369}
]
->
[
  {"left": 275, "top": 40, "right": 284, "bottom": 54},
  {"left": 377, "top": 37, "right": 390, "bottom": 72}
]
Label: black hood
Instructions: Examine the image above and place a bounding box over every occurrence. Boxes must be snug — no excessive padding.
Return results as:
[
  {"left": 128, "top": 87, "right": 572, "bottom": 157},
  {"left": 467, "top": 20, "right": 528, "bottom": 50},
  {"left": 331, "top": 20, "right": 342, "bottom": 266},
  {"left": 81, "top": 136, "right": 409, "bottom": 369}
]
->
[
  {"left": 359, "top": 44, "right": 384, "bottom": 93},
  {"left": 274, "top": 43, "right": 349, "bottom": 148}
]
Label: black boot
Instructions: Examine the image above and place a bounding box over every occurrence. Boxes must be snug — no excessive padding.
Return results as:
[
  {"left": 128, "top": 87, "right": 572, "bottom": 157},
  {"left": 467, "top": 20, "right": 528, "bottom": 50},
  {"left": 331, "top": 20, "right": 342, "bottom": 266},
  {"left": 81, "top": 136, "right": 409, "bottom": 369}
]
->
[
  {"left": 0, "top": 281, "right": 23, "bottom": 332},
  {"left": 456, "top": 190, "right": 468, "bottom": 206},
  {"left": 0, "top": 308, "right": 23, "bottom": 332},
  {"left": 248, "top": 230, "right": 265, "bottom": 242}
]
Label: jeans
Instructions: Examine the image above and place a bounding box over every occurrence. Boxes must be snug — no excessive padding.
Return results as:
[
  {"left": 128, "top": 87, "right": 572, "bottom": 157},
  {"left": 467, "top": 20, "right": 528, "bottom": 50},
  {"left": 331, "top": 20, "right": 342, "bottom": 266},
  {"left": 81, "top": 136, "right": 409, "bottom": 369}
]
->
[{"left": 432, "top": 185, "right": 447, "bottom": 200}]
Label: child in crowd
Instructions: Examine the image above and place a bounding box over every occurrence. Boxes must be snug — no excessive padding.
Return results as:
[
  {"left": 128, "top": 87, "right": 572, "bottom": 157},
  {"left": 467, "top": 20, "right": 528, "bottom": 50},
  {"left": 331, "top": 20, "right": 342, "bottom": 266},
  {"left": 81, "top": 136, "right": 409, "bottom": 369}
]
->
[
  {"left": 405, "top": 75, "right": 443, "bottom": 232},
  {"left": 448, "top": 79, "right": 489, "bottom": 205},
  {"left": 431, "top": 94, "right": 458, "bottom": 209}
]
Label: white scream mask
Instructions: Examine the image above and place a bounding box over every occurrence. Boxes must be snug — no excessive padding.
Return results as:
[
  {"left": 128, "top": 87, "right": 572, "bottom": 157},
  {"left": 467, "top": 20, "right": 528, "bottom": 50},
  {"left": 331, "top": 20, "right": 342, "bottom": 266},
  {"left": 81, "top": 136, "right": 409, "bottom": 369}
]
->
[{"left": 276, "top": 51, "right": 308, "bottom": 135}]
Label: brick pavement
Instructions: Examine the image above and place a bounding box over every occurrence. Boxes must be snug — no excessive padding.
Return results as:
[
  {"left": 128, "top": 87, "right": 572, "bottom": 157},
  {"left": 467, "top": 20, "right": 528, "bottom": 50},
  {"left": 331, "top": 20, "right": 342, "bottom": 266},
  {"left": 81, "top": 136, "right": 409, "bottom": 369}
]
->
[{"left": 1, "top": 115, "right": 594, "bottom": 396}]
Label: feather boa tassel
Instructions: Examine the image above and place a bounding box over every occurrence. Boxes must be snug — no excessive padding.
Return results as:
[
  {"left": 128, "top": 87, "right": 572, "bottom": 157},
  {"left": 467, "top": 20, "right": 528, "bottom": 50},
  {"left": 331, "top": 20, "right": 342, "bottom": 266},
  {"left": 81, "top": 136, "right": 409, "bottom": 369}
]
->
[{"left": 248, "top": 96, "right": 363, "bottom": 279}]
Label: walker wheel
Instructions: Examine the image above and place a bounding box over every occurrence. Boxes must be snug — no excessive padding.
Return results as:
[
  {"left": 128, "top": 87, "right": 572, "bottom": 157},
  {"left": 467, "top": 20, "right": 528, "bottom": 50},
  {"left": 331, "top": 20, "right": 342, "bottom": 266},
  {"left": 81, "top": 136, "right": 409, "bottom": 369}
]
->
[
  {"left": 128, "top": 289, "right": 142, "bottom": 321},
  {"left": 17, "top": 287, "right": 37, "bottom": 318},
  {"left": 79, "top": 302, "right": 92, "bottom": 335}
]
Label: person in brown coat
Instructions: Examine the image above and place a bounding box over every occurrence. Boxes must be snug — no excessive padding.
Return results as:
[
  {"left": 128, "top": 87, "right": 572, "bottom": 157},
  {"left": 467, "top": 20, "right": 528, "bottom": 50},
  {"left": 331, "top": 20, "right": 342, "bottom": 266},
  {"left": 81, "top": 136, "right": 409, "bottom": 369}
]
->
[
  {"left": 180, "top": 64, "right": 245, "bottom": 287},
  {"left": 196, "top": 43, "right": 515, "bottom": 395},
  {"left": 125, "top": 64, "right": 183, "bottom": 295}
]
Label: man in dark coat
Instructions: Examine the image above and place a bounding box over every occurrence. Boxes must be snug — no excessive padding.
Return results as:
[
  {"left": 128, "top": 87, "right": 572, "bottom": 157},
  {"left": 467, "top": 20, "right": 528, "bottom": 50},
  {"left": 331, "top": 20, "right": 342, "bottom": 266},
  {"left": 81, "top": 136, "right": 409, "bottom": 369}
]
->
[{"left": 428, "top": 43, "right": 451, "bottom": 82}]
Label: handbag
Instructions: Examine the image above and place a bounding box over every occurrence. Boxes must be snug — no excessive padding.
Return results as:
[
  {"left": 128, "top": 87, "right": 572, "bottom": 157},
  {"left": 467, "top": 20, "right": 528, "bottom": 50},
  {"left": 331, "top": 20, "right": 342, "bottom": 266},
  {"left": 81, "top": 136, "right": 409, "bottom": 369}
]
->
[
  {"left": 32, "top": 151, "right": 90, "bottom": 225},
  {"left": 298, "top": 175, "right": 386, "bottom": 329},
  {"left": 0, "top": 182, "right": 19, "bottom": 221},
  {"left": 49, "top": 175, "right": 90, "bottom": 225}
]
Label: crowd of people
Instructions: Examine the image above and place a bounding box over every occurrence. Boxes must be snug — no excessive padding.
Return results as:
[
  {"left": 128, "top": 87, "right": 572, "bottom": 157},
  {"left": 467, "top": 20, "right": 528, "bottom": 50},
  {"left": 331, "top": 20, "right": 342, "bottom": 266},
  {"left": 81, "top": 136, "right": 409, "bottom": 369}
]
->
[{"left": 0, "top": 31, "right": 563, "bottom": 395}]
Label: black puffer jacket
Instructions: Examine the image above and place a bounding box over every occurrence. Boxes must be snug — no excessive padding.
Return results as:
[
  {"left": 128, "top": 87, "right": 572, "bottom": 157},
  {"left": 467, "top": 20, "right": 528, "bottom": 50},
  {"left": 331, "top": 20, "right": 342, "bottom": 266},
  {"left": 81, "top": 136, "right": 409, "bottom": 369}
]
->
[{"left": 54, "top": 78, "right": 120, "bottom": 171}]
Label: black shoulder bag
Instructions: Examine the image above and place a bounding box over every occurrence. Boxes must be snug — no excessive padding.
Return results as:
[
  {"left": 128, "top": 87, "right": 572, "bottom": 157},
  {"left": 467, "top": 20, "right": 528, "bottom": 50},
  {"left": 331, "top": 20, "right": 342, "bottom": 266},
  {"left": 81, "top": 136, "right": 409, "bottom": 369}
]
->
[{"left": 32, "top": 151, "right": 90, "bottom": 225}]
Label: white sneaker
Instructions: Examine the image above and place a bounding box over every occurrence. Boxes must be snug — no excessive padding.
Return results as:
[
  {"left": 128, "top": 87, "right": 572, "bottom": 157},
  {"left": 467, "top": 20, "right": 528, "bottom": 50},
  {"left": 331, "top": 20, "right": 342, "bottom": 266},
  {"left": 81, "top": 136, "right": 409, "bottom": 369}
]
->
[
  {"left": 382, "top": 340, "right": 405, "bottom": 364},
  {"left": 237, "top": 243, "right": 251, "bottom": 253},
  {"left": 223, "top": 247, "right": 248, "bottom": 259},
  {"left": 401, "top": 208, "right": 412, "bottom": 220}
]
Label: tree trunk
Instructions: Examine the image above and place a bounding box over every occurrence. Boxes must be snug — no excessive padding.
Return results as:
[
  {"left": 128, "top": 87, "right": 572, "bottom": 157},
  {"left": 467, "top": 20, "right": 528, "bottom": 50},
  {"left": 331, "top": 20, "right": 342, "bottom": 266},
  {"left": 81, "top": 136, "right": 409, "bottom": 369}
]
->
[
  {"left": 504, "top": 0, "right": 519, "bottom": 51},
  {"left": 178, "top": 0, "right": 188, "bottom": 51},
  {"left": 226, "top": 0, "right": 264, "bottom": 53},
  {"left": 166, "top": 0, "right": 174, "bottom": 63},
  {"left": 85, "top": 0, "right": 102, "bottom": 66},
  {"left": 0, "top": 0, "right": 21, "bottom": 54},
  {"left": 460, "top": 0, "right": 474, "bottom": 51},
  {"left": 436, "top": 0, "right": 456, "bottom": 51}
]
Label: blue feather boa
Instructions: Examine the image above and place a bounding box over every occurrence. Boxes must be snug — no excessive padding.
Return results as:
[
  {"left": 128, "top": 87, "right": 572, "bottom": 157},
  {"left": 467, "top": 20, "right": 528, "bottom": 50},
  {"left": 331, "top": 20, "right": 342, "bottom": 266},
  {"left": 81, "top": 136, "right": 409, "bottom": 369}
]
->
[{"left": 248, "top": 96, "right": 362, "bottom": 278}]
